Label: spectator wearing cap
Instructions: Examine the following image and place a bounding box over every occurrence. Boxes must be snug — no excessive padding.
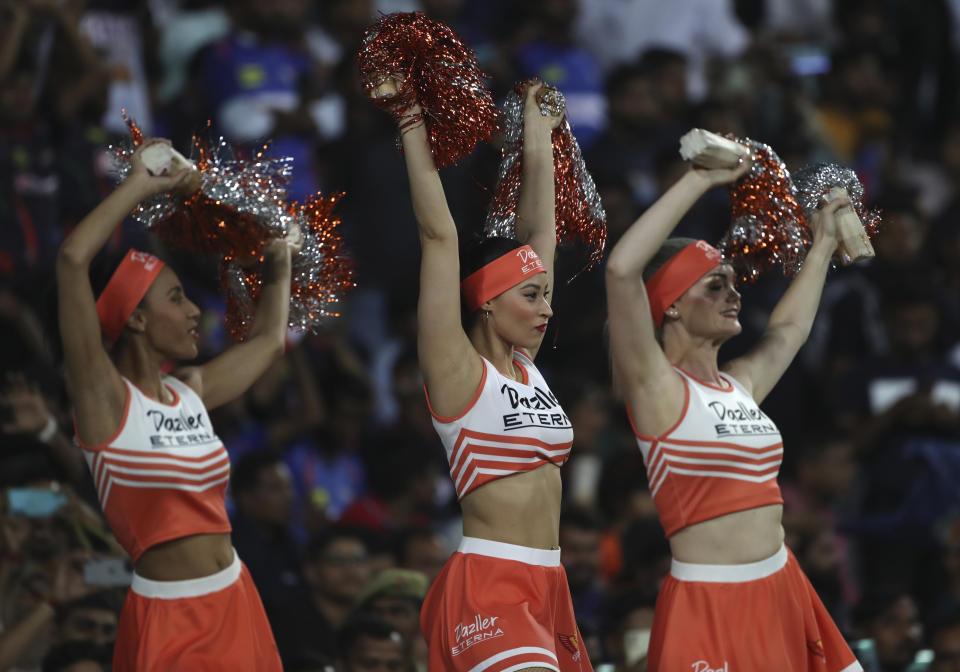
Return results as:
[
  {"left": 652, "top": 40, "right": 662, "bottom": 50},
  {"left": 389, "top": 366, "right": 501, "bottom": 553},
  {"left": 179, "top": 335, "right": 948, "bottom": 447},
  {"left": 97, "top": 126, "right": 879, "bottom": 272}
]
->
[{"left": 354, "top": 569, "right": 428, "bottom": 672}]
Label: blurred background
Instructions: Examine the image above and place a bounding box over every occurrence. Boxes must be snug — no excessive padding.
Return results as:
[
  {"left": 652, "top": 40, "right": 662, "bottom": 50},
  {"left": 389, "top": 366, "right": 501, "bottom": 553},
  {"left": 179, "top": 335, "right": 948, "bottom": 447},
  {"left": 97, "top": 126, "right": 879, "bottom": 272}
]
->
[{"left": 1, "top": 0, "right": 960, "bottom": 670}]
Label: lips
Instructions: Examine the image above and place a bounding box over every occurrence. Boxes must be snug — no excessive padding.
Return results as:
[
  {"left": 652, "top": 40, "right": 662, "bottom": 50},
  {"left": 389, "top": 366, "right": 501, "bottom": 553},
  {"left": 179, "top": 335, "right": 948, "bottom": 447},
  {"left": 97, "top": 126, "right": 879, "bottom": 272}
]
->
[
  {"left": 189, "top": 327, "right": 199, "bottom": 340},
  {"left": 535, "top": 324, "right": 547, "bottom": 333}
]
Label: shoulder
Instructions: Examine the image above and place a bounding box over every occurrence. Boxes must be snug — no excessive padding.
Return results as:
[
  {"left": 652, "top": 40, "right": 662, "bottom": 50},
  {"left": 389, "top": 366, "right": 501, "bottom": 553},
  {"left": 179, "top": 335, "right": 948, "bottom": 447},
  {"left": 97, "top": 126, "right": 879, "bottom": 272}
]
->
[{"left": 169, "top": 368, "right": 203, "bottom": 398}]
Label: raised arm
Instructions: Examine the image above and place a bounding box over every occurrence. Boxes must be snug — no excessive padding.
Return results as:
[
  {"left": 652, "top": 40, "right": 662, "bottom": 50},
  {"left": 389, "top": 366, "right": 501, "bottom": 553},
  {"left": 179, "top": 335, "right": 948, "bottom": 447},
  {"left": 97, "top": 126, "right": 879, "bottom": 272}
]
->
[
  {"left": 723, "top": 197, "right": 845, "bottom": 403},
  {"left": 177, "top": 228, "right": 300, "bottom": 410},
  {"left": 514, "top": 82, "right": 562, "bottom": 360},
  {"left": 606, "top": 164, "right": 749, "bottom": 434},
  {"left": 57, "top": 139, "right": 193, "bottom": 445},
  {"left": 393, "top": 96, "right": 482, "bottom": 419}
]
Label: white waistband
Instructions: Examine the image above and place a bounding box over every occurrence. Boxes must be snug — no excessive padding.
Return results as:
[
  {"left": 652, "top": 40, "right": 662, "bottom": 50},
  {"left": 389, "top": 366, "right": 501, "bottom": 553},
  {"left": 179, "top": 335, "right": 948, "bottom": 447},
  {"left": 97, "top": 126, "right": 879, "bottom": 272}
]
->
[
  {"left": 459, "top": 536, "right": 561, "bottom": 567},
  {"left": 670, "top": 545, "right": 788, "bottom": 583},
  {"left": 131, "top": 548, "right": 240, "bottom": 599}
]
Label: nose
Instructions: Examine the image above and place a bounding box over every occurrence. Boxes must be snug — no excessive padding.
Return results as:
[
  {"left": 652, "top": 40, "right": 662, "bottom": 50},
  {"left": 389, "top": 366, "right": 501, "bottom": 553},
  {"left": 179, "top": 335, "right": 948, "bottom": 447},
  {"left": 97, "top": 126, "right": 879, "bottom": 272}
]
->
[
  {"left": 186, "top": 298, "right": 201, "bottom": 320},
  {"left": 728, "top": 286, "right": 741, "bottom": 303},
  {"left": 540, "top": 296, "right": 553, "bottom": 318}
]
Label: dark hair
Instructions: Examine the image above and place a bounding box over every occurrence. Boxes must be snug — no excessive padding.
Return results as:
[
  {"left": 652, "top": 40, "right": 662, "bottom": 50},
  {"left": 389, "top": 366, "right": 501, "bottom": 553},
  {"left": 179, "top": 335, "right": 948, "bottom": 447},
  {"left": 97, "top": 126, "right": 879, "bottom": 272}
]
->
[
  {"left": 642, "top": 237, "right": 697, "bottom": 284},
  {"left": 852, "top": 588, "right": 913, "bottom": 628},
  {"left": 337, "top": 615, "right": 403, "bottom": 657},
  {"left": 42, "top": 641, "right": 112, "bottom": 672},
  {"left": 638, "top": 47, "right": 687, "bottom": 72},
  {"left": 230, "top": 450, "right": 284, "bottom": 495},
  {"left": 394, "top": 525, "right": 441, "bottom": 565},
  {"left": 459, "top": 236, "right": 524, "bottom": 329},
  {"left": 56, "top": 589, "right": 124, "bottom": 625},
  {"left": 307, "top": 525, "right": 370, "bottom": 563}
]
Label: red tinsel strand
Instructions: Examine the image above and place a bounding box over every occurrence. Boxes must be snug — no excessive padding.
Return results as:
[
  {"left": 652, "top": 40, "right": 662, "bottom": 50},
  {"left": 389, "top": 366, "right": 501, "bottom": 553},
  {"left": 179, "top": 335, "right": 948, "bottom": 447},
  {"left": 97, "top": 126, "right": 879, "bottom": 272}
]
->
[
  {"left": 485, "top": 81, "right": 607, "bottom": 267},
  {"left": 356, "top": 12, "right": 501, "bottom": 167},
  {"left": 718, "top": 138, "right": 809, "bottom": 284}
]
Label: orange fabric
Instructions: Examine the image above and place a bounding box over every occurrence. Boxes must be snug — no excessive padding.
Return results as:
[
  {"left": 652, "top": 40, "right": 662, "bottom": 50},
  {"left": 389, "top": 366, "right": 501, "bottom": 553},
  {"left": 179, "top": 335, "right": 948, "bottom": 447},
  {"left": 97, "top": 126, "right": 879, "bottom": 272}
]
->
[
  {"left": 461, "top": 244, "right": 545, "bottom": 311},
  {"left": 113, "top": 564, "right": 282, "bottom": 672},
  {"left": 77, "top": 378, "right": 232, "bottom": 563},
  {"left": 629, "top": 370, "right": 784, "bottom": 537},
  {"left": 421, "top": 552, "right": 593, "bottom": 671},
  {"left": 645, "top": 240, "right": 722, "bottom": 327},
  {"left": 96, "top": 249, "right": 165, "bottom": 344},
  {"left": 648, "top": 550, "right": 860, "bottom": 672}
]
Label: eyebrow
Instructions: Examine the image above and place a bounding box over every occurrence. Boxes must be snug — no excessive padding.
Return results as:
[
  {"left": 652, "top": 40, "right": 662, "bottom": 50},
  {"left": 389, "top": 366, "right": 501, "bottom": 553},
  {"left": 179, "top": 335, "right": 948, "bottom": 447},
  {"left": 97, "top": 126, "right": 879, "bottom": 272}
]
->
[{"left": 519, "top": 282, "right": 541, "bottom": 291}]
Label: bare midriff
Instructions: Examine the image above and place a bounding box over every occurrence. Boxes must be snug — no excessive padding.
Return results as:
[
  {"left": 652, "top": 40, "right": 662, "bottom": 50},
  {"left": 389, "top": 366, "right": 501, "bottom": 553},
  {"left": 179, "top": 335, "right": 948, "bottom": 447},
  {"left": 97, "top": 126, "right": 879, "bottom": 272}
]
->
[
  {"left": 134, "top": 533, "right": 235, "bottom": 581},
  {"left": 460, "top": 464, "right": 562, "bottom": 550},
  {"left": 668, "top": 504, "right": 785, "bottom": 565}
]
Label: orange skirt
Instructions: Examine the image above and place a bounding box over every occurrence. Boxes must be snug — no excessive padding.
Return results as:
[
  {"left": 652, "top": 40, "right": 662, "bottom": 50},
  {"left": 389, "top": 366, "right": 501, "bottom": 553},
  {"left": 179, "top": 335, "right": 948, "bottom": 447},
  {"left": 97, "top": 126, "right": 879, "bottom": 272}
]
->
[
  {"left": 421, "top": 536, "right": 593, "bottom": 672},
  {"left": 648, "top": 545, "right": 862, "bottom": 672},
  {"left": 113, "top": 550, "right": 282, "bottom": 672}
]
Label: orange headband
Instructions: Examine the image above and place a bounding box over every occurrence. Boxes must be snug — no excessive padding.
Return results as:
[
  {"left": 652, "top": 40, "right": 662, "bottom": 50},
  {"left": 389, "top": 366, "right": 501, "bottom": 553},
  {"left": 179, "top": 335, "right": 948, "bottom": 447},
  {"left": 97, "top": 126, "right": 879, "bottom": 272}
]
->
[
  {"left": 96, "top": 249, "right": 165, "bottom": 344},
  {"left": 461, "top": 244, "right": 546, "bottom": 311},
  {"left": 645, "top": 240, "right": 723, "bottom": 327}
]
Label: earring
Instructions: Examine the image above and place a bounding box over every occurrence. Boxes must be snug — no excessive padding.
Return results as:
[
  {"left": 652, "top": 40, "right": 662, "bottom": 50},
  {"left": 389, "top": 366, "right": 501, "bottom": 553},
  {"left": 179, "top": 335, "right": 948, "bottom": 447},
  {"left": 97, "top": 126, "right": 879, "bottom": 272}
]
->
[{"left": 483, "top": 310, "right": 491, "bottom": 321}]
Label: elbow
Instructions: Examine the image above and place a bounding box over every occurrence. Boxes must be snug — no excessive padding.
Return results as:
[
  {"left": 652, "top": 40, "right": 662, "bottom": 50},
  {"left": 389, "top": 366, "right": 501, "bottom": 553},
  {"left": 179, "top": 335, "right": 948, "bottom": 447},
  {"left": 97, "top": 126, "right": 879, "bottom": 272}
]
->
[
  {"left": 605, "top": 256, "right": 636, "bottom": 282},
  {"left": 56, "top": 243, "right": 87, "bottom": 272}
]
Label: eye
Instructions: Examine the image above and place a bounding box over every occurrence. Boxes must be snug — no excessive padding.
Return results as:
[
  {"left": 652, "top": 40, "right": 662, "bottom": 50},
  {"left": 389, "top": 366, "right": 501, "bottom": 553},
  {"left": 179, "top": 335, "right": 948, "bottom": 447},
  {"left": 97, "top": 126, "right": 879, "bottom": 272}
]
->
[
  {"left": 525, "top": 292, "right": 537, "bottom": 300},
  {"left": 709, "top": 283, "right": 723, "bottom": 291}
]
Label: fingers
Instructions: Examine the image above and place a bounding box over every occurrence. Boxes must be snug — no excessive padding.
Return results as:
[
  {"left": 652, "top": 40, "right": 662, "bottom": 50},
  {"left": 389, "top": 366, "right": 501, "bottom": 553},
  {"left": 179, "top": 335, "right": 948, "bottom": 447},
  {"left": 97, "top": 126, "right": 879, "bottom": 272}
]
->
[{"left": 821, "top": 196, "right": 851, "bottom": 214}]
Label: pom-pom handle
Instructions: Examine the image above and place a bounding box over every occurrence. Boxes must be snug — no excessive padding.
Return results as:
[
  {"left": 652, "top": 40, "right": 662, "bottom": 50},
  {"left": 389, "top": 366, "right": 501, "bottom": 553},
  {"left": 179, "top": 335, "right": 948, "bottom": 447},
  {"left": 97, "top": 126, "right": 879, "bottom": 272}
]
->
[
  {"left": 829, "top": 187, "right": 875, "bottom": 265},
  {"left": 139, "top": 143, "right": 201, "bottom": 193},
  {"left": 679, "top": 129, "right": 750, "bottom": 169}
]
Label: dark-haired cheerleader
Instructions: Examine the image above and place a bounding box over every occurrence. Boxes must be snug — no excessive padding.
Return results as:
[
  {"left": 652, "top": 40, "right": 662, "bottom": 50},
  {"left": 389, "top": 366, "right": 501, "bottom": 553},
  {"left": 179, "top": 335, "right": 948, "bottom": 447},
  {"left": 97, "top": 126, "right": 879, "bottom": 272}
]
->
[
  {"left": 56, "top": 138, "right": 293, "bottom": 671},
  {"left": 380, "top": 78, "right": 593, "bottom": 671}
]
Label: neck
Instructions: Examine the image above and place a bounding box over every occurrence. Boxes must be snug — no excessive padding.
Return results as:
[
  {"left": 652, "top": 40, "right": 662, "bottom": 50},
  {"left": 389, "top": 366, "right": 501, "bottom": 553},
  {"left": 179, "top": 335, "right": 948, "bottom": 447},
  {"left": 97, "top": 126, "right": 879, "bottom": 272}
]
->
[
  {"left": 469, "top": 322, "right": 520, "bottom": 381},
  {"left": 114, "top": 341, "right": 169, "bottom": 401},
  {"left": 663, "top": 330, "right": 723, "bottom": 385}
]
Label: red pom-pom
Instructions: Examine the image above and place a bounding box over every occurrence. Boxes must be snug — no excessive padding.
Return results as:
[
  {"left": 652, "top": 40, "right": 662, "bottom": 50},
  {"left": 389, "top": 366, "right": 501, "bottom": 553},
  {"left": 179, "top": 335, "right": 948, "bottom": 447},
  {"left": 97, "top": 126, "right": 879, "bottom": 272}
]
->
[
  {"left": 485, "top": 81, "right": 607, "bottom": 267},
  {"left": 221, "top": 193, "right": 355, "bottom": 341},
  {"left": 356, "top": 12, "right": 501, "bottom": 167},
  {"left": 718, "top": 138, "right": 809, "bottom": 283}
]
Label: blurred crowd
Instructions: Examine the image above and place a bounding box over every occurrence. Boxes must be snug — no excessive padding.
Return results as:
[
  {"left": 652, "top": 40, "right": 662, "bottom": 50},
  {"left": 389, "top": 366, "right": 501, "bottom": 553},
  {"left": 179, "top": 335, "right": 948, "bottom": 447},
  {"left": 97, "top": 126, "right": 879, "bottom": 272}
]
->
[{"left": 2, "top": 0, "right": 960, "bottom": 670}]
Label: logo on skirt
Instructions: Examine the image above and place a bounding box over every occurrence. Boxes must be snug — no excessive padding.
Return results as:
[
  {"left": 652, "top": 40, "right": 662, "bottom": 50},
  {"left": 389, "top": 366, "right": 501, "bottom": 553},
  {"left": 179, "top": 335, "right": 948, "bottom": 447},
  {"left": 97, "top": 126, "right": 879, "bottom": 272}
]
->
[
  {"left": 807, "top": 639, "right": 826, "bottom": 659},
  {"left": 451, "top": 614, "right": 503, "bottom": 656},
  {"left": 691, "top": 662, "right": 729, "bottom": 672},
  {"left": 558, "top": 633, "right": 582, "bottom": 661}
]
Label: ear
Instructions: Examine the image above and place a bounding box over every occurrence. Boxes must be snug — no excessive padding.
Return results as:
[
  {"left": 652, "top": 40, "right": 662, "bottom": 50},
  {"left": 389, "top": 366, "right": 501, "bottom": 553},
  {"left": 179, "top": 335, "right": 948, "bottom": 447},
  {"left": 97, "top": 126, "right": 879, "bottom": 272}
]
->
[
  {"left": 125, "top": 307, "right": 147, "bottom": 335},
  {"left": 480, "top": 299, "right": 495, "bottom": 312}
]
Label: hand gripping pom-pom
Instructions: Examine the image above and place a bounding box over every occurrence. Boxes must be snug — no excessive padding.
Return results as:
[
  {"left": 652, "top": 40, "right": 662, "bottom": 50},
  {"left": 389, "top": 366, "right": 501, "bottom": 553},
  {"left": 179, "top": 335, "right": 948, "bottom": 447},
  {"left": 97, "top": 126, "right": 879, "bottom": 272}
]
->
[
  {"left": 793, "top": 163, "right": 881, "bottom": 265},
  {"left": 484, "top": 80, "right": 607, "bottom": 267},
  {"left": 356, "top": 12, "right": 501, "bottom": 167},
  {"left": 221, "top": 193, "right": 355, "bottom": 341}
]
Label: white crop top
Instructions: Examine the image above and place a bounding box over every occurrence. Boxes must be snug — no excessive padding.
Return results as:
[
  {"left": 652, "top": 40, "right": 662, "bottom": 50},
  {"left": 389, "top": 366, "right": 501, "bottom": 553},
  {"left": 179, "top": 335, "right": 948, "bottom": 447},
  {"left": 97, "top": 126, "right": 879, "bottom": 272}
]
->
[{"left": 426, "top": 350, "right": 574, "bottom": 499}]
